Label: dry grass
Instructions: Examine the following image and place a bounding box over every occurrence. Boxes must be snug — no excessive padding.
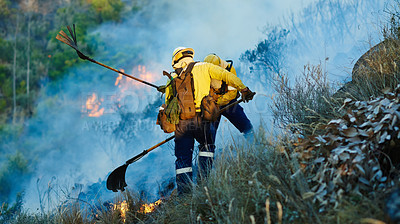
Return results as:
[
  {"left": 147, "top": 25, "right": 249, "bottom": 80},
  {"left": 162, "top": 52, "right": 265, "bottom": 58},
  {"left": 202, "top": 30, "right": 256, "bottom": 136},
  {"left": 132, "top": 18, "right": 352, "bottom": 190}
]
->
[
  {"left": 148, "top": 133, "right": 321, "bottom": 224},
  {"left": 145, "top": 129, "right": 389, "bottom": 224},
  {"left": 272, "top": 36, "right": 400, "bottom": 137},
  {"left": 7, "top": 129, "right": 391, "bottom": 224},
  {"left": 10, "top": 202, "right": 90, "bottom": 224},
  {"left": 272, "top": 64, "right": 343, "bottom": 136}
]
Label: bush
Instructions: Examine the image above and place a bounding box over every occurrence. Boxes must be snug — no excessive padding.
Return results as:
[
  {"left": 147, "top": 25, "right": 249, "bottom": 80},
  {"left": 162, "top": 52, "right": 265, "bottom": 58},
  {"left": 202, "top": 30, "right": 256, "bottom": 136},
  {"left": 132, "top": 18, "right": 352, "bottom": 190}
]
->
[
  {"left": 241, "top": 27, "right": 289, "bottom": 76},
  {"left": 0, "top": 151, "right": 30, "bottom": 205},
  {"left": 0, "top": 192, "right": 24, "bottom": 223},
  {"left": 383, "top": 0, "right": 400, "bottom": 40},
  {"left": 272, "top": 64, "right": 343, "bottom": 136},
  {"left": 271, "top": 38, "right": 400, "bottom": 137}
]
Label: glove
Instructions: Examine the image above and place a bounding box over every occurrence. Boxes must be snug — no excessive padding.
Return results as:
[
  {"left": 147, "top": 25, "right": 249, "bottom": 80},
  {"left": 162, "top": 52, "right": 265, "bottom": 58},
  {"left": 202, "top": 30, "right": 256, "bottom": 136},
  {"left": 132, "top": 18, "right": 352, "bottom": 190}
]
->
[
  {"left": 240, "top": 87, "right": 255, "bottom": 103},
  {"left": 157, "top": 85, "right": 166, "bottom": 93}
]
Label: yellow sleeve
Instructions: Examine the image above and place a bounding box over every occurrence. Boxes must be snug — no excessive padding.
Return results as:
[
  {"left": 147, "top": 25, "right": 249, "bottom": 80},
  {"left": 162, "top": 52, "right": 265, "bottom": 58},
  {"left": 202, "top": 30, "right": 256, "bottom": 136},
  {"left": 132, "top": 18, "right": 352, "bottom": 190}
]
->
[
  {"left": 164, "top": 73, "right": 178, "bottom": 105},
  {"left": 208, "top": 64, "right": 246, "bottom": 90},
  {"left": 217, "top": 89, "right": 238, "bottom": 105}
]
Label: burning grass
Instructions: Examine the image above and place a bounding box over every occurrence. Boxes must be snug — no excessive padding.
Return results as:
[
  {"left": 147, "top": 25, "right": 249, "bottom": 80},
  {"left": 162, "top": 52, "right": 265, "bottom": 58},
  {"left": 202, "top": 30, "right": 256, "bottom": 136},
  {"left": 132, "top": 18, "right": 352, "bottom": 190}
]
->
[{"left": 95, "top": 191, "right": 164, "bottom": 223}]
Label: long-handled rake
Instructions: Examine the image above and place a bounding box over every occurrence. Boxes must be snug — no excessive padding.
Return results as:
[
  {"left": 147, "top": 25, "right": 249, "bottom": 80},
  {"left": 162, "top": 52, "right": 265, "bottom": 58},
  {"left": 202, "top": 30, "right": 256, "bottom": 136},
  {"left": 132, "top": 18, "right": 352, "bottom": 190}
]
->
[{"left": 56, "top": 24, "right": 159, "bottom": 89}]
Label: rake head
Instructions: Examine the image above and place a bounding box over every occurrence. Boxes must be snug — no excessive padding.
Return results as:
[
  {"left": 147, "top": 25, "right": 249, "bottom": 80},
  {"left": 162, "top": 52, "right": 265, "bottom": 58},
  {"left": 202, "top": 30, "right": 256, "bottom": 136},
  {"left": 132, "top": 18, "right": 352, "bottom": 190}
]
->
[{"left": 56, "top": 24, "right": 89, "bottom": 60}]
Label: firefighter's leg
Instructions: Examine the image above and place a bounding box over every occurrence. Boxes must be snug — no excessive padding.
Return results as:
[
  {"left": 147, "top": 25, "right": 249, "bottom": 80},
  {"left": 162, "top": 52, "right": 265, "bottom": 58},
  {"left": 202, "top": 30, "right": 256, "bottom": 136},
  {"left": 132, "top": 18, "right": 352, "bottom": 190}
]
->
[
  {"left": 175, "top": 119, "right": 195, "bottom": 195},
  {"left": 197, "top": 120, "right": 216, "bottom": 182},
  {"left": 221, "top": 100, "right": 253, "bottom": 136}
]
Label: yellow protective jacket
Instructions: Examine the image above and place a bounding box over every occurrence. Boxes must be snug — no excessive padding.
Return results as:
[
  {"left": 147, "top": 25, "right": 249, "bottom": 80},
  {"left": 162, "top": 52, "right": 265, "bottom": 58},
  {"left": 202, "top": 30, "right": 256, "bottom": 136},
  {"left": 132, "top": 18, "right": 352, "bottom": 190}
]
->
[
  {"left": 165, "top": 62, "right": 246, "bottom": 112},
  {"left": 210, "top": 60, "right": 239, "bottom": 106}
]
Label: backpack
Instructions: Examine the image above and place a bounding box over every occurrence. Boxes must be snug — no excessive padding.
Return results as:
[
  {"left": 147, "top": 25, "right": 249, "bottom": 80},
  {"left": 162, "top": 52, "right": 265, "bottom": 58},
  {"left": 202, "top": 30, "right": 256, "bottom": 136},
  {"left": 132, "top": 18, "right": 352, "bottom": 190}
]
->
[
  {"left": 165, "top": 62, "right": 220, "bottom": 123},
  {"left": 200, "top": 93, "right": 220, "bottom": 122},
  {"left": 156, "top": 104, "right": 176, "bottom": 133},
  {"left": 174, "top": 62, "right": 197, "bottom": 120},
  {"left": 164, "top": 62, "right": 197, "bottom": 122}
]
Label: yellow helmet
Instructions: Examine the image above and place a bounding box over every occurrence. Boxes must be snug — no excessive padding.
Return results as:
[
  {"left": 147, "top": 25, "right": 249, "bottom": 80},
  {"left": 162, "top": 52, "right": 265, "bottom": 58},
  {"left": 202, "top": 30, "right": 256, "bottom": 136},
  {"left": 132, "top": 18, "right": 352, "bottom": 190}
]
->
[
  {"left": 172, "top": 47, "right": 194, "bottom": 67},
  {"left": 204, "top": 53, "right": 221, "bottom": 66}
]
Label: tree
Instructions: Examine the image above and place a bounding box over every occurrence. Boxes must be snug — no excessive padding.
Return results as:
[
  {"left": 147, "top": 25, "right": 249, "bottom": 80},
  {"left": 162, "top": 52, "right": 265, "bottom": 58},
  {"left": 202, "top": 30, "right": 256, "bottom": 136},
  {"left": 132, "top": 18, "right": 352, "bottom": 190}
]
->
[
  {"left": 12, "top": 13, "right": 19, "bottom": 124},
  {"left": 90, "top": 0, "right": 125, "bottom": 22},
  {"left": 240, "top": 28, "right": 289, "bottom": 76},
  {"left": 26, "top": 0, "right": 32, "bottom": 113}
]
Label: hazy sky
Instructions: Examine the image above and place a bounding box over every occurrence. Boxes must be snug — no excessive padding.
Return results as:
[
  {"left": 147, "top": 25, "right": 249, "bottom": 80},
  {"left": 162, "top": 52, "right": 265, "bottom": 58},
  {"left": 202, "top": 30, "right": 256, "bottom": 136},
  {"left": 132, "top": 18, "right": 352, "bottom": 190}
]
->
[{"left": 155, "top": 0, "right": 320, "bottom": 63}]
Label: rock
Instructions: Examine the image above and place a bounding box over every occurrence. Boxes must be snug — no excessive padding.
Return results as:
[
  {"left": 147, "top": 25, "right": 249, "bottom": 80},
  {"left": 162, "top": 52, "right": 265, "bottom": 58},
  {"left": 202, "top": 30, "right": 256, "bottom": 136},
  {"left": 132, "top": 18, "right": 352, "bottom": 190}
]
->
[{"left": 334, "top": 38, "right": 400, "bottom": 99}]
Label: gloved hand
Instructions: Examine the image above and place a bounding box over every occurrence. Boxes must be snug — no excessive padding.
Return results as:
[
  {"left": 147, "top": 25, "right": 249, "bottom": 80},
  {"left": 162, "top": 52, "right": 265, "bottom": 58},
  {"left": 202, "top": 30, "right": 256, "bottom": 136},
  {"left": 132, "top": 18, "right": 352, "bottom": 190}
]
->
[
  {"left": 157, "top": 85, "right": 167, "bottom": 93},
  {"left": 240, "top": 87, "right": 255, "bottom": 103}
]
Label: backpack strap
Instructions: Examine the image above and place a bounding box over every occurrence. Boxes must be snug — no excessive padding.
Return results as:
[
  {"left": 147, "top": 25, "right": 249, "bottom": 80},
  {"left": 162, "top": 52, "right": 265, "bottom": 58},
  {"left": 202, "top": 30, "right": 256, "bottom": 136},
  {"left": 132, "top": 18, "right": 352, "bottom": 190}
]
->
[
  {"left": 175, "top": 62, "right": 197, "bottom": 94},
  {"left": 226, "top": 60, "right": 233, "bottom": 72},
  {"left": 183, "top": 62, "right": 197, "bottom": 75},
  {"left": 186, "top": 62, "right": 197, "bottom": 96},
  {"left": 173, "top": 62, "right": 198, "bottom": 119}
]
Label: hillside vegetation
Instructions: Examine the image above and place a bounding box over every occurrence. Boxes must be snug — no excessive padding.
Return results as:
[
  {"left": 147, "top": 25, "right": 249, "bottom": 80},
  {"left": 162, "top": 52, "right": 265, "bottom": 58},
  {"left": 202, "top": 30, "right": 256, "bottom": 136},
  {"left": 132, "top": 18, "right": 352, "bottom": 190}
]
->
[
  {"left": 0, "top": 0, "right": 135, "bottom": 221},
  {"left": 2, "top": 0, "right": 400, "bottom": 223}
]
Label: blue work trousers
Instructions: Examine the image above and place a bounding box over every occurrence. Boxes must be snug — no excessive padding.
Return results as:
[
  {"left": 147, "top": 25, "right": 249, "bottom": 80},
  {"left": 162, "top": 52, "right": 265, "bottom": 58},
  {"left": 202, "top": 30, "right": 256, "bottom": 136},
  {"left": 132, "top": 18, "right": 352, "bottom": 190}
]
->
[
  {"left": 212, "top": 99, "right": 253, "bottom": 139},
  {"left": 174, "top": 113, "right": 215, "bottom": 195}
]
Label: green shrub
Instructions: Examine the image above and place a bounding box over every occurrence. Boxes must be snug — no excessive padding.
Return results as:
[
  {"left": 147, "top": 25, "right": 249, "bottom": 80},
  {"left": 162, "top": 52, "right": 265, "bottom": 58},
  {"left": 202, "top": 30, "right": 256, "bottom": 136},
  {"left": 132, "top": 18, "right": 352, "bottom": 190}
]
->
[
  {"left": 1, "top": 192, "right": 24, "bottom": 223},
  {"left": 90, "top": 0, "right": 125, "bottom": 22},
  {"left": 0, "top": 152, "right": 30, "bottom": 204}
]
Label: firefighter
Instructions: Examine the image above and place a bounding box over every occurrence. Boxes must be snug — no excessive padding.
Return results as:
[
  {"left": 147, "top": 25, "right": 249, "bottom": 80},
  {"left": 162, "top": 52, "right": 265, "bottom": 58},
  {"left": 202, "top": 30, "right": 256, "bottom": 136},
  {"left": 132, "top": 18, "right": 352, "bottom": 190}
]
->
[
  {"left": 203, "top": 53, "right": 254, "bottom": 141},
  {"left": 160, "top": 47, "right": 255, "bottom": 195}
]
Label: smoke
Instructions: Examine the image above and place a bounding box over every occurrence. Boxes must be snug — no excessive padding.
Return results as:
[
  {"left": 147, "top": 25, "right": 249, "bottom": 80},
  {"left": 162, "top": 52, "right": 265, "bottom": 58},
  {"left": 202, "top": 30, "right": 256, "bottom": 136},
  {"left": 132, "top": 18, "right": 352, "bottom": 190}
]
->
[
  {"left": 237, "top": 0, "right": 389, "bottom": 138},
  {"left": 282, "top": 0, "right": 388, "bottom": 81},
  {"left": 2, "top": 0, "right": 393, "bottom": 212}
]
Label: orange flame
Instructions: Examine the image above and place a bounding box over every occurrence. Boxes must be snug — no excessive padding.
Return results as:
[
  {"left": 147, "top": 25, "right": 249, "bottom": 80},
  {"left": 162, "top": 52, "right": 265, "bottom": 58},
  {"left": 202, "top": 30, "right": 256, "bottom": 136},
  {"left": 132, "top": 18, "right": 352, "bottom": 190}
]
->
[
  {"left": 137, "top": 65, "right": 157, "bottom": 85},
  {"left": 139, "top": 199, "right": 162, "bottom": 214},
  {"left": 113, "top": 200, "right": 128, "bottom": 222},
  {"left": 85, "top": 93, "right": 104, "bottom": 117},
  {"left": 116, "top": 65, "right": 158, "bottom": 91},
  {"left": 115, "top": 73, "right": 123, "bottom": 86},
  {"left": 83, "top": 65, "right": 158, "bottom": 117}
]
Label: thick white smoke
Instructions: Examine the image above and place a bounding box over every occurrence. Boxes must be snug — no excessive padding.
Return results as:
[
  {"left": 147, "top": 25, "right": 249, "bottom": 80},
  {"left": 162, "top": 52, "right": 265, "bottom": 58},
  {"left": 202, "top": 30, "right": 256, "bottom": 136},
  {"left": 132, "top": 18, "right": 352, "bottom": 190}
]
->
[{"left": 18, "top": 0, "right": 392, "bottom": 211}]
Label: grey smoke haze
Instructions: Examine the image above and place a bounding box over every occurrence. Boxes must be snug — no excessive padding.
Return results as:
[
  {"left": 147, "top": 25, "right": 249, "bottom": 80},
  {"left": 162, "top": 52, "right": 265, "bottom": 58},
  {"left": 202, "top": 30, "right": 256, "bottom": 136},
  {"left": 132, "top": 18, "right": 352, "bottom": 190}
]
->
[
  {"left": 282, "top": 0, "right": 387, "bottom": 81},
  {"left": 9, "top": 0, "right": 392, "bottom": 211}
]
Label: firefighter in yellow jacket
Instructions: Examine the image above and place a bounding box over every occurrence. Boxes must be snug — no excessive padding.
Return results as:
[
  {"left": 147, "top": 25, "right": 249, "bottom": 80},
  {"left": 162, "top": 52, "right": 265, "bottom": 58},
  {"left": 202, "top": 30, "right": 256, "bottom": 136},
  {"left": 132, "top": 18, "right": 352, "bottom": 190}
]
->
[
  {"left": 159, "top": 47, "right": 254, "bottom": 195},
  {"left": 204, "top": 53, "right": 254, "bottom": 141}
]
